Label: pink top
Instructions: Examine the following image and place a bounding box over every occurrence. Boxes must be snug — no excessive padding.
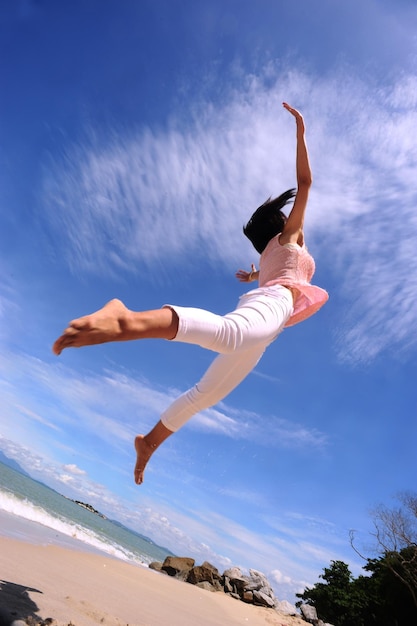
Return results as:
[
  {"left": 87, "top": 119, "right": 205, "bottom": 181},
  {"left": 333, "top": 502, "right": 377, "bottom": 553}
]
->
[{"left": 258, "top": 235, "right": 328, "bottom": 327}]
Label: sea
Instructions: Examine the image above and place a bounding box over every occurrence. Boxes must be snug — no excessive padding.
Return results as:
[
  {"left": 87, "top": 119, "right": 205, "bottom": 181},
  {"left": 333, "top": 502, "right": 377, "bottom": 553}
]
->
[{"left": 0, "top": 460, "right": 173, "bottom": 567}]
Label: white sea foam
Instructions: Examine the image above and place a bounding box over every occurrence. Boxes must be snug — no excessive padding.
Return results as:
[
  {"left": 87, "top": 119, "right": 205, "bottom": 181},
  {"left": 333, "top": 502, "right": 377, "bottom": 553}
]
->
[{"left": 0, "top": 488, "right": 148, "bottom": 567}]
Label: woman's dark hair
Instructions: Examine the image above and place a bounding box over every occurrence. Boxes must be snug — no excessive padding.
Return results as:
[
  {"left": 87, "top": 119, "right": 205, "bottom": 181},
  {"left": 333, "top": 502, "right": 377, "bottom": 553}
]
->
[{"left": 243, "top": 188, "right": 296, "bottom": 254}]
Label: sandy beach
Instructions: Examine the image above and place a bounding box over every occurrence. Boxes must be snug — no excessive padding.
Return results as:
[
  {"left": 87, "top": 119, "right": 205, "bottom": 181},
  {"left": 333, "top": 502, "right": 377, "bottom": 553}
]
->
[{"left": 0, "top": 536, "right": 308, "bottom": 626}]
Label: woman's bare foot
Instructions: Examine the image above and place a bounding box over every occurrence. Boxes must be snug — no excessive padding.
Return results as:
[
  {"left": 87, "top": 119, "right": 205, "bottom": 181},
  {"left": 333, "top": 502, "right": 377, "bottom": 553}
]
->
[
  {"left": 52, "top": 299, "right": 130, "bottom": 355},
  {"left": 134, "top": 435, "right": 155, "bottom": 485},
  {"left": 133, "top": 422, "right": 173, "bottom": 485}
]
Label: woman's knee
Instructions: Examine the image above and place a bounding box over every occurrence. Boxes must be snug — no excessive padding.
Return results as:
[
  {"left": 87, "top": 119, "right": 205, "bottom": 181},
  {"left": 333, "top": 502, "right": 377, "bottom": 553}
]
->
[
  {"left": 163, "top": 306, "right": 179, "bottom": 340},
  {"left": 137, "top": 307, "right": 179, "bottom": 339}
]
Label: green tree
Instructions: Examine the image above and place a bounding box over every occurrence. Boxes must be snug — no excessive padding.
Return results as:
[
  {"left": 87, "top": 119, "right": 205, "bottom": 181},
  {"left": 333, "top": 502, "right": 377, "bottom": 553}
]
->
[
  {"left": 363, "top": 550, "right": 417, "bottom": 625},
  {"left": 296, "top": 560, "right": 368, "bottom": 626},
  {"left": 297, "top": 553, "right": 417, "bottom": 626},
  {"left": 297, "top": 494, "right": 417, "bottom": 626},
  {"left": 351, "top": 492, "right": 417, "bottom": 612},
  {"left": 370, "top": 494, "right": 417, "bottom": 608}
]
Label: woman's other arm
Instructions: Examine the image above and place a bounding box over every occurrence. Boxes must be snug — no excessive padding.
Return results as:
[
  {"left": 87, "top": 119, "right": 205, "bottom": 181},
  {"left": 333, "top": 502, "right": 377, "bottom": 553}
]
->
[
  {"left": 279, "top": 103, "right": 312, "bottom": 245},
  {"left": 235, "top": 263, "right": 259, "bottom": 282}
]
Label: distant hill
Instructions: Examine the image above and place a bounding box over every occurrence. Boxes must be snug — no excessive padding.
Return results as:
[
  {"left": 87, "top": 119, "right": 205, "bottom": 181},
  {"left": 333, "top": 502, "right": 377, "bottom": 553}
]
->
[{"left": 0, "top": 450, "right": 31, "bottom": 477}]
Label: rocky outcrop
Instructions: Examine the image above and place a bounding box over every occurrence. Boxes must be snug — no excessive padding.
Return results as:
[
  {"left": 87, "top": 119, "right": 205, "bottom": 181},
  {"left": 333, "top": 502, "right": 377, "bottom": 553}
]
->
[
  {"left": 148, "top": 556, "right": 299, "bottom": 616},
  {"left": 149, "top": 557, "right": 335, "bottom": 626},
  {"left": 222, "top": 568, "right": 278, "bottom": 607},
  {"left": 72, "top": 500, "right": 106, "bottom": 518}
]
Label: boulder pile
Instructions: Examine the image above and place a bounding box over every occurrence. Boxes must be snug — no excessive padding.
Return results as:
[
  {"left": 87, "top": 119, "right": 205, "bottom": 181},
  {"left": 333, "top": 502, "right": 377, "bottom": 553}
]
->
[{"left": 148, "top": 556, "right": 296, "bottom": 613}]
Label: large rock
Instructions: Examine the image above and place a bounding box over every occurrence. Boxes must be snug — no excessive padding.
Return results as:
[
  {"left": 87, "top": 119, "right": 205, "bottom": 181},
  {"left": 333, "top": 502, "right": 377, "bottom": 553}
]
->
[
  {"left": 300, "top": 603, "right": 318, "bottom": 623},
  {"left": 252, "top": 590, "right": 276, "bottom": 607},
  {"left": 223, "top": 566, "right": 245, "bottom": 595},
  {"left": 187, "top": 562, "right": 221, "bottom": 584},
  {"left": 148, "top": 561, "right": 164, "bottom": 572},
  {"left": 223, "top": 574, "right": 249, "bottom": 596},
  {"left": 247, "top": 570, "right": 275, "bottom": 597},
  {"left": 161, "top": 556, "right": 195, "bottom": 577},
  {"left": 245, "top": 570, "right": 276, "bottom": 606},
  {"left": 222, "top": 567, "right": 278, "bottom": 606},
  {"left": 223, "top": 566, "right": 243, "bottom": 579},
  {"left": 223, "top": 576, "right": 234, "bottom": 593},
  {"left": 247, "top": 570, "right": 272, "bottom": 591},
  {"left": 187, "top": 562, "right": 223, "bottom": 591},
  {"left": 242, "top": 590, "right": 254, "bottom": 603},
  {"left": 244, "top": 573, "right": 264, "bottom": 591}
]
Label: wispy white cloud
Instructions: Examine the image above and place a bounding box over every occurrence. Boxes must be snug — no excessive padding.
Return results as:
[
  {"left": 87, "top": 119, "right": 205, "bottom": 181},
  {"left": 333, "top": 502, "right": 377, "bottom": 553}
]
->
[
  {"left": 62, "top": 463, "right": 86, "bottom": 475},
  {"left": 0, "top": 347, "right": 325, "bottom": 455},
  {"left": 41, "top": 66, "right": 417, "bottom": 363},
  {"left": 192, "top": 403, "right": 328, "bottom": 449},
  {"left": 15, "top": 404, "right": 62, "bottom": 432}
]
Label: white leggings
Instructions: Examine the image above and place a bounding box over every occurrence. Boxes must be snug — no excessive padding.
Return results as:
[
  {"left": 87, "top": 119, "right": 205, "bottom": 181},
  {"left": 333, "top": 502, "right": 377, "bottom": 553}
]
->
[{"left": 160, "top": 285, "right": 293, "bottom": 432}]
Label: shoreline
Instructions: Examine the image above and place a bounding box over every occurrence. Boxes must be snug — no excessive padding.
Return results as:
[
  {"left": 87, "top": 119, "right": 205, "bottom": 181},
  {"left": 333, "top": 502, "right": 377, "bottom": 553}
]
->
[{"left": 0, "top": 534, "right": 307, "bottom": 626}]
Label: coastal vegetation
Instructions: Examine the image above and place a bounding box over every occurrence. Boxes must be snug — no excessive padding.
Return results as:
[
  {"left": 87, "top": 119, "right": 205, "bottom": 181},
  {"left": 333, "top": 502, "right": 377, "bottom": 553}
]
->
[{"left": 296, "top": 493, "right": 417, "bottom": 625}]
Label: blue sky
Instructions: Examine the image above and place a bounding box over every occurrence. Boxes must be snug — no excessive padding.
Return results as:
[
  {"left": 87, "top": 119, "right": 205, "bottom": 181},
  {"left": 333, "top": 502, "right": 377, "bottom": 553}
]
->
[{"left": 1, "top": 0, "right": 417, "bottom": 603}]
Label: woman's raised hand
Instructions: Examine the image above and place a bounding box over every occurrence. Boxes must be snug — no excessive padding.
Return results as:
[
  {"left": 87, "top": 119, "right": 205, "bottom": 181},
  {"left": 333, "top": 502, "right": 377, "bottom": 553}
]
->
[
  {"left": 235, "top": 263, "right": 258, "bottom": 283},
  {"left": 282, "top": 102, "right": 305, "bottom": 132}
]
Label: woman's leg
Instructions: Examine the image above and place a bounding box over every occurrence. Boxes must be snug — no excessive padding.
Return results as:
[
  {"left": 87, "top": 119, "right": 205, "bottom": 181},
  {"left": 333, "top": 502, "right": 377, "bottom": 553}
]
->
[
  {"left": 52, "top": 290, "right": 293, "bottom": 484},
  {"left": 52, "top": 298, "right": 179, "bottom": 355},
  {"left": 53, "top": 287, "right": 293, "bottom": 356},
  {"left": 167, "top": 286, "right": 294, "bottom": 353},
  {"left": 133, "top": 342, "right": 269, "bottom": 484},
  {"left": 160, "top": 343, "right": 268, "bottom": 431},
  {"left": 132, "top": 289, "right": 293, "bottom": 483}
]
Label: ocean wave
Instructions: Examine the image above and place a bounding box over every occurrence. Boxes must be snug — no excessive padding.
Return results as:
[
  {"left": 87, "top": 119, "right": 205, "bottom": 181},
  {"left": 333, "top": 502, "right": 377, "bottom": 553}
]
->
[{"left": 0, "top": 487, "right": 149, "bottom": 567}]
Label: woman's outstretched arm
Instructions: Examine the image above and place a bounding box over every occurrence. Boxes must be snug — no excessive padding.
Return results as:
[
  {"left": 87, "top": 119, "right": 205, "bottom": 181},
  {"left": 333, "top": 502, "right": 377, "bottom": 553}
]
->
[
  {"left": 235, "top": 263, "right": 259, "bottom": 282},
  {"left": 280, "top": 103, "right": 312, "bottom": 245}
]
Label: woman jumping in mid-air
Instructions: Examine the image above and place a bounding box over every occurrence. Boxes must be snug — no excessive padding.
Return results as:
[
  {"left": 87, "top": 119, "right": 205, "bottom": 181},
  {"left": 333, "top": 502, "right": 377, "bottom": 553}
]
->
[{"left": 53, "top": 102, "right": 328, "bottom": 485}]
